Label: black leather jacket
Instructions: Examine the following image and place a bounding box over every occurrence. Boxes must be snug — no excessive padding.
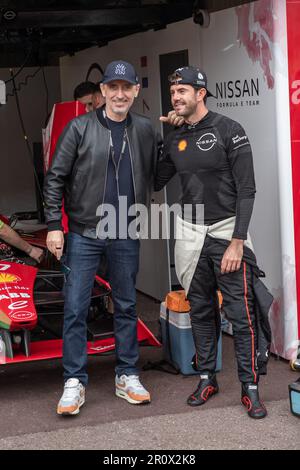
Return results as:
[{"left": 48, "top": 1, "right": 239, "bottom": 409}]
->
[{"left": 44, "top": 107, "right": 161, "bottom": 234}]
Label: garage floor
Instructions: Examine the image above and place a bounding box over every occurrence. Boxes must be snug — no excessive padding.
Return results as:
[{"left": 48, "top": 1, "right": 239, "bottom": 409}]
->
[{"left": 0, "top": 291, "right": 299, "bottom": 450}]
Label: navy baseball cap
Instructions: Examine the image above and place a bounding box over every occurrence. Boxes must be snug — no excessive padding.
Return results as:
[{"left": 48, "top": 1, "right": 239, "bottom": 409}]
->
[
  {"left": 102, "top": 60, "right": 139, "bottom": 85},
  {"left": 168, "top": 66, "right": 214, "bottom": 97}
]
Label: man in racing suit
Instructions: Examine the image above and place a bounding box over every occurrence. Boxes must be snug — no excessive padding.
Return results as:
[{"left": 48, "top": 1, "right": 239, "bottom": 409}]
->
[{"left": 155, "top": 66, "right": 269, "bottom": 419}]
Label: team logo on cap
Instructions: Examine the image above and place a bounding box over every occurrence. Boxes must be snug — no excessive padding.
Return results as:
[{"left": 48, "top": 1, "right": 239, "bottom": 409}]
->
[
  {"left": 198, "top": 72, "right": 204, "bottom": 80},
  {"left": 115, "top": 64, "right": 126, "bottom": 75}
]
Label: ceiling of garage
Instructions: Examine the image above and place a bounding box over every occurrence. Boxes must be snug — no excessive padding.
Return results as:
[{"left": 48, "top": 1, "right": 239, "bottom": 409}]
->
[{"left": 0, "top": 0, "right": 256, "bottom": 67}]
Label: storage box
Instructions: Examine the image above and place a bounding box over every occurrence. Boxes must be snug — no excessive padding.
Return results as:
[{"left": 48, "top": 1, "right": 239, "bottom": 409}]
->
[
  {"left": 160, "top": 302, "right": 222, "bottom": 375},
  {"left": 289, "top": 379, "right": 300, "bottom": 417}
]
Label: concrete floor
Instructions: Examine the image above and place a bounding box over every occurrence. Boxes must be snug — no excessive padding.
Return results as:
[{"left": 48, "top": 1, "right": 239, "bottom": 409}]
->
[{"left": 0, "top": 292, "right": 299, "bottom": 450}]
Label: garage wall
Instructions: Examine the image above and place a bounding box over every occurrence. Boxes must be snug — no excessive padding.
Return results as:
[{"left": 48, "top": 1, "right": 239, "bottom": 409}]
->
[{"left": 0, "top": 66, "right": 61, "bottom": 215}]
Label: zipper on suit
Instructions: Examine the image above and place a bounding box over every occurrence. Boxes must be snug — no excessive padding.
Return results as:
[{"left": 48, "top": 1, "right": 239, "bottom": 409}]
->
[
  {"left": 111, "top": 130, "right": 127, "bottom": 198},
  {"left": 99, "top": 130, "right": 110, "bottom": 217},
  {"left": 127, "top": 134, "right": 137, "bottom": 206},
  {"left": 127, "top": 134, "right": 139, "bottom": 239}
]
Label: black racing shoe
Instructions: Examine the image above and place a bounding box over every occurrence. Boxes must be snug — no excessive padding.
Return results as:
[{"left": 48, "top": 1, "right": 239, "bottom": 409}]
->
[
  {"left": 241, "top": 383, "right": 267, "bottom": 419},
  {"left": 187, "top": 374, "right": 219, "bottom": 407}
]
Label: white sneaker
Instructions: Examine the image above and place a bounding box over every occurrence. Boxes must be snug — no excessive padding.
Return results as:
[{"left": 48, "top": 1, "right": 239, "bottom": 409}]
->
[
  {"left": 57, "top": 378, "right": 85, "bottom": 415},
  {"left": 115, "top": 374, "right": 151, "bottom": 405}
]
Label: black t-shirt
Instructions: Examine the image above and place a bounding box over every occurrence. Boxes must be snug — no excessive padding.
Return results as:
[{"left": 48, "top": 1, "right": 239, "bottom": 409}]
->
[
  {"left": 155, "top": 111, "right": 256, "bottom": 239},
  {"left": 101, "top": 116, "right": 135, "bottom": 238}
]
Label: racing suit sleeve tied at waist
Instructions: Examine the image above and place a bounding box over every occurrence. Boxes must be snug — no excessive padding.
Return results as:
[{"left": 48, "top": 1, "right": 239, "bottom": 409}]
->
[
  {"left": 174, "top": 214, "right": 273, "bottom": 376},
  {"left": 252, "top": 276, "right": 273, "bottom": 375},
  {"left": 174, "top": 215, "right": 253, "bottom": 294}
]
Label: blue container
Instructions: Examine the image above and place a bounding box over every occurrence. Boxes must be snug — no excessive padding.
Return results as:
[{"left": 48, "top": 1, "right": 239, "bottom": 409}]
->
[
  {"left": 289, "top": 379, "right": 300, "bottom": 417},
  {"left": 160, "top": 302, "right": 222, "bottom": 375}
]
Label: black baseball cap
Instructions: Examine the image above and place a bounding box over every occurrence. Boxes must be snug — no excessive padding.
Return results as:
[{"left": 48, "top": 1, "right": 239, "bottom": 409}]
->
[
  {"left": 102, "top": 60, "right": 139, "bottom": 85},
  {"left": 168, "top": 66, "right": 214, "bottom": 97}
]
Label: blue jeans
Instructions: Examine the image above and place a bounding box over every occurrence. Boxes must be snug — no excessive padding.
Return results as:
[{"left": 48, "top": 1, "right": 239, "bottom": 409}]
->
[{"left": 63, "top": 232, "right": 140, "bottom": 385}]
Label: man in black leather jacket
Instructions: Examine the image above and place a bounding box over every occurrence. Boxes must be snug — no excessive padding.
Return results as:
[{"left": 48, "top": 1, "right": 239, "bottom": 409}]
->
[{"left": 44, "top": 60, "right": 162, "bottom": 415}]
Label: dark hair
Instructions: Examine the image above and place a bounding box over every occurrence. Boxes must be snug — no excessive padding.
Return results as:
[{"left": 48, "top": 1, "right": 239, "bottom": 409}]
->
[
  {"left": 73, "top": 81, "right": 98, "bottom": 100},
  {"left": 168, "top": 71, "right": 183, "bottom": 85},
  {"left": 94, "top": 81, "right": 103, "bottom": 95}
]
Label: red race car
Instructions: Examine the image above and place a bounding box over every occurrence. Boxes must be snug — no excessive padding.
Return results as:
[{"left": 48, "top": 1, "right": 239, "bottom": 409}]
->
[{"left": 0, "top": 222, "right": 159, "bottom": 365}]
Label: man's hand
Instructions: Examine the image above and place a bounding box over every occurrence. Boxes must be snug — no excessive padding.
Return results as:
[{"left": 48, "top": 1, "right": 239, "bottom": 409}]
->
[
  {"left": 221, "top": 239, "right": 244, "bottom": 274},
  {"left": 160, "top": 110, "right": 184, "bottom": 127},
  {"left": 29, "top": 246, "right": 44, "bottom": 263},
  {"left": 46, "top": 230, "right": 64, "bottom": 260}
]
